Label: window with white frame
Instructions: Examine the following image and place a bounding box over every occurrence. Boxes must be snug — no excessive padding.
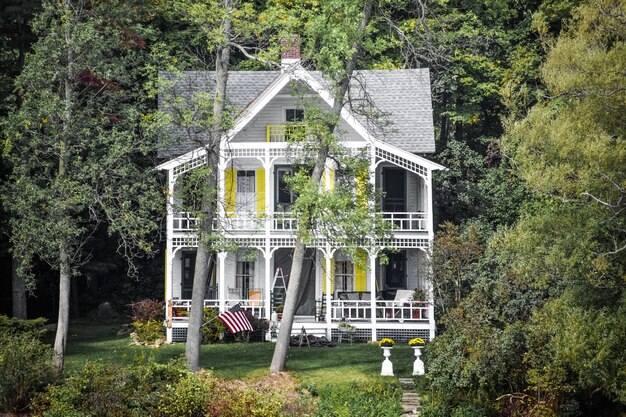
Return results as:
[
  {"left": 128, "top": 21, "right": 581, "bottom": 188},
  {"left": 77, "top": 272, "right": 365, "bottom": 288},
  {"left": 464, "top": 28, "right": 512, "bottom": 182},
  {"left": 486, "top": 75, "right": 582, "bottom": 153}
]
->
[
  {"left": 285, "top": 108, "right": 304, "bottom": 122},
  {"left": 335, "top": 260, "right": 354, "bottom": 292},
  {"left": 236, "top": 170, "right": 255, "bottom": 213}
]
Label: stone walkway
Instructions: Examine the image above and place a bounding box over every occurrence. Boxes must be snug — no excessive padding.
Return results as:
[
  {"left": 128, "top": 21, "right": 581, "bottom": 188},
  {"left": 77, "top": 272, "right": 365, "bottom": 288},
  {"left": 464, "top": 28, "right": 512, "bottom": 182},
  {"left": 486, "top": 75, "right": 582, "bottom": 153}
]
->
[{"left": 399, "top": 377, "right": 420, "bottom": 416}]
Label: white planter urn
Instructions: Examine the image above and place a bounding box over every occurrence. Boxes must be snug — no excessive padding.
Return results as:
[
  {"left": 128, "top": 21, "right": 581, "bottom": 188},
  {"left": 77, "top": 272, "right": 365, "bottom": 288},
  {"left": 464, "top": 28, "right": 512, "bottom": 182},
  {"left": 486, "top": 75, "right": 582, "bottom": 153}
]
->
[
  {"left": 412, "top": 346, "right": 425, "bottom": 376},
  {"left": 380, "top": 346, "right": 394, "bottom": 376}
]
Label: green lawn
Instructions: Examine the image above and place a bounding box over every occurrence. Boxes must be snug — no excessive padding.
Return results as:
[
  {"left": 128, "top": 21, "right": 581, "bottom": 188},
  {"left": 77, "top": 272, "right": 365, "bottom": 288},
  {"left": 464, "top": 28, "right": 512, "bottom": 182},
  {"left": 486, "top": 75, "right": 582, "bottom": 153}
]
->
[{"left": 62, "top": 323, "right": 417, "bottom": 384}]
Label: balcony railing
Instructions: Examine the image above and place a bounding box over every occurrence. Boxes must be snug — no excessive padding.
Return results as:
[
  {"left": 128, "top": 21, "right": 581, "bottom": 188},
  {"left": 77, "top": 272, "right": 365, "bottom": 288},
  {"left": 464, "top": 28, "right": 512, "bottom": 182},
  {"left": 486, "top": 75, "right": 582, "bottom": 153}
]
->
[
  {"left": 328, "top": 300, "right": 430, "bottom": 322},
  {"left": 382, "top": 212, "right": 427, "bottom": 231},
  {"left": 266, "top": 124, "right": 306, "bottom": 142},
  {"left": 170, "top": 299, "right": 265, "bottom": 322},
  {"left": 173, "top": 211, "right": 427, "bottom": 233}
]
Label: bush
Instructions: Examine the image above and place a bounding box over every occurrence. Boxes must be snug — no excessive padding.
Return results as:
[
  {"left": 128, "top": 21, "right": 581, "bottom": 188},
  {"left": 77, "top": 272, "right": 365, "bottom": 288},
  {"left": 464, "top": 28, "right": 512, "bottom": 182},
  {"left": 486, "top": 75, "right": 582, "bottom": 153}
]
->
[
  {"left": 132, "top": 319, "right": 164, "bottom": 343},
  {"left": 202, "top": 307, "right": 226, "bottom": 344},
  {"left": 311, "top": 380, "right": 403, "bottom": 417},
  {"left": 0, "top": 315, "right": 49, "bottom": 339},
  {"left": 32, "top": 361, "right": 313, "bottom": 417},
  {"left": 128, "top": 299, "right": 163, "bottom": 322},
  {"left": 0, "top": 328, "right": 54, "bottom": 413},
  {"left": 32, "top": 361, "right": 183, "bottom": 416}
]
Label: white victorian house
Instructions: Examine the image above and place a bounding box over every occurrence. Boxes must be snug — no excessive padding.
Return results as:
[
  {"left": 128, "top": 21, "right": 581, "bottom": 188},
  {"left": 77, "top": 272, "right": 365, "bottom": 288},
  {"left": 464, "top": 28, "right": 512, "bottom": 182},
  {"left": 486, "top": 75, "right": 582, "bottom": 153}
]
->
[{"left": 157, "top": 47, "right": 444, "bottom": 343}]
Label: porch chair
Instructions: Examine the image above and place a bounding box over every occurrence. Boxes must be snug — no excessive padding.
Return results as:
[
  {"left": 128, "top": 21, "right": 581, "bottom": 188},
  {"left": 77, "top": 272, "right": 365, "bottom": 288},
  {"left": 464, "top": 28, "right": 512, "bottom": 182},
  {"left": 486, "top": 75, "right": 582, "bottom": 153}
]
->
[{"left": 387, "top": 289, "right": 414, "bottom": 320}]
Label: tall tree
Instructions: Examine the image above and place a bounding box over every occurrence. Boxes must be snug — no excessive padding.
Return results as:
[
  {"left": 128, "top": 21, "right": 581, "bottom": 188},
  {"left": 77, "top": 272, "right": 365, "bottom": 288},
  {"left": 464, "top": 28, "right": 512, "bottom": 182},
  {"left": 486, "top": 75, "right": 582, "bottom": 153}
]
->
[
  {"left": 2, "top": 0, "right": 161, "bottom": 373},
  {"left": 269, "top": 0, "right": 375, "bottom": 374}
]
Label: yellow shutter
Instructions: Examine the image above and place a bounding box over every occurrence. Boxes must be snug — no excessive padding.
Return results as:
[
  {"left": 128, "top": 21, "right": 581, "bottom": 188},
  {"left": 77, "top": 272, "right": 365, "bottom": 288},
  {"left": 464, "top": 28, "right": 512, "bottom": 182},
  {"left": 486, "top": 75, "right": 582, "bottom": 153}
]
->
[
  {"left": 354, "top": 249, "right": 367, "bottom": 292},
  {"left": 256, "top": 168, "right": 265, "bottom": 215},
  {"left": 225, "top": 168, "right": 237, "bottom": 217},
  {"left": 322, "top": 258, "right": 335, "bottom": 294},
  {"left": 356, "top": 168, "right": 367, "bottom": 208}
]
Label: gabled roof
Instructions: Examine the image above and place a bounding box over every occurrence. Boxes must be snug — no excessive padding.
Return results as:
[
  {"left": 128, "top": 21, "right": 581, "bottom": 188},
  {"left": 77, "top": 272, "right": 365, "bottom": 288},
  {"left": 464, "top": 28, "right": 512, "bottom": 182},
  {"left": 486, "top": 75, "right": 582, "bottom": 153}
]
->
[{"left": 158, "top": 65, "right": 435, "bottom": 159}]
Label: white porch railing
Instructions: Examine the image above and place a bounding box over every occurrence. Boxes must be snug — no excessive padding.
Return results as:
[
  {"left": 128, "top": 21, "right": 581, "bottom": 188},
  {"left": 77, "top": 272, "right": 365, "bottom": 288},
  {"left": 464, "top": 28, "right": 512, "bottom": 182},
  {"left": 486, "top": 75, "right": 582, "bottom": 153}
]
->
[
  {"left": 173, "top": 212, "right": 427, "bottom": 233},
  {"left": 170, "top": 299, "right": 265, "bottom": 322},
  {"left": 329, "top": 300, "right": 430, "bottom": 322},
  {"left": 381, "top": 212, "right": 427, "bottom": 231}
]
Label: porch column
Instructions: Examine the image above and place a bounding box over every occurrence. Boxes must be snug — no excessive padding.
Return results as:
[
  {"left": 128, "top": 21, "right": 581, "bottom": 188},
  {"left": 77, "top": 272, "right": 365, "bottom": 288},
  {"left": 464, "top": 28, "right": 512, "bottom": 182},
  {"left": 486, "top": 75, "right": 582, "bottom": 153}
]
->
[
  {"left": 325, "top": 251, "right": 332, "bottom": 339},
  {"left": 369, "top": 252, "right": 377, "bottom": 341},
  {"left": 426, "top": 170, "right": 434, "bottom": 240},
  {"left": 264, "top": 249, "right": 272, "bottom": 320},
  {"left": 218, "top": 251, "right": 227, "bottom": 312},
  {"left": 426, "top": 250, "right": 436, "bottom": 340},
  {"left": 165, "top": 169, "right": 175, "bottom": 342}
]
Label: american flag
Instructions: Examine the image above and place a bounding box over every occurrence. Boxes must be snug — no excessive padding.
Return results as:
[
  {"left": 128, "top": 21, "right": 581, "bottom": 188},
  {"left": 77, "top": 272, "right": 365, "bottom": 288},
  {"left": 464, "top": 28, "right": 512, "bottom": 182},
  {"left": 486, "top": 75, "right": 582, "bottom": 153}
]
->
[{"left": 218, "top": 303, "right": 254, "bottom": 334}]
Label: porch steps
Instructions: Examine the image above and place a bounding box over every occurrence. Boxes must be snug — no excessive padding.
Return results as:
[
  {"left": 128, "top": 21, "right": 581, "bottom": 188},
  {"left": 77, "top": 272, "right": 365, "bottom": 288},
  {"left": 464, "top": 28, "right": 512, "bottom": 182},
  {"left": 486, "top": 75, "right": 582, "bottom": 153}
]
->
[{"left": 399, "top": 377, "right": 420, "bottom": 416}]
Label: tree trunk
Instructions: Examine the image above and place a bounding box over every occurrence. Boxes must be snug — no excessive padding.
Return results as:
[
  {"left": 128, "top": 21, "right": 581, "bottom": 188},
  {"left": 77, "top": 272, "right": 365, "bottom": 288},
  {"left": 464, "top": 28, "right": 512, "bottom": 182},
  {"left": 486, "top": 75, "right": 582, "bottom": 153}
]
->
[
  {"left": 54, "top": 242, "right": 71, "bottom": 374},
  {"left": 185, "top": 8, "right": 232, "bottom": 372},
  {"left": 11, "top": 257, "right": 27, "bottom": 319},
  {"left": 270, "top": 0, "right": 373, "bottom": 373},
  {"left": 53, "top": 0, "right": 73, "bottom": 375}
]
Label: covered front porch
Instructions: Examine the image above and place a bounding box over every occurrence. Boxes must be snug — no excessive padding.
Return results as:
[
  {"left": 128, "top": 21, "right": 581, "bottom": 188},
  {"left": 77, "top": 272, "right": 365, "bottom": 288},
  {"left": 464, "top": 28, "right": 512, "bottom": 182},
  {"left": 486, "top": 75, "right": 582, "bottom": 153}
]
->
[{"left": 165, "top": 245, "right": 435, "bottom": 343}]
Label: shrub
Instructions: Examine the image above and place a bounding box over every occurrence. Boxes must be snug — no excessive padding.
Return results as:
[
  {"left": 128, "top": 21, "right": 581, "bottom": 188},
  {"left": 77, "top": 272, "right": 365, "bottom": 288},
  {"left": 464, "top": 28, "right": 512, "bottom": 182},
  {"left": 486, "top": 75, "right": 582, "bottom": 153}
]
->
[
  {"left": 132, "top": 319, "right": 164, "bottom": 343},
  {"left": 32, "top": 361, "right": 183, "bottom": 416},
  {"left": 0, "top": 331, "right": 54, "bottom": 413},
  {"left": 0, "top": 315, "right": 49, "bottom": 339},
  {"left": 311, "top": 380, "right": 403, "bottom": 417},
  {"left": 128, "top": 299, "right": 163, "bottom": 322},
  {"left": 202, "top": 307, "right": 226, "bottom": 344}
]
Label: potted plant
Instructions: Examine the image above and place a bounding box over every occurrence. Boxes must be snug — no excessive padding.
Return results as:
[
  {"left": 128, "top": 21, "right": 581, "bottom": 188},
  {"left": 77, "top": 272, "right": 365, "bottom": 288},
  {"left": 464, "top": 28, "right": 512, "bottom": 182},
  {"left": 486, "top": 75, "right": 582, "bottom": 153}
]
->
[
  {"left": 275, "top": 304, "right": 284, "bottom": 320},
  {"left": 378, "top": 338, "right": 395, "bottom": 376},
  {"left": 338, "top": 322, "right": 355, "bottom": 333},
  {"left": 408, "top": 337, "right": 426, "bottom": 376},
  {"left": 378, "top": 338, "right": 395, "bottom": 348},
  {"left": 411, "top": 289, "right": 426, "bottom": 319}
]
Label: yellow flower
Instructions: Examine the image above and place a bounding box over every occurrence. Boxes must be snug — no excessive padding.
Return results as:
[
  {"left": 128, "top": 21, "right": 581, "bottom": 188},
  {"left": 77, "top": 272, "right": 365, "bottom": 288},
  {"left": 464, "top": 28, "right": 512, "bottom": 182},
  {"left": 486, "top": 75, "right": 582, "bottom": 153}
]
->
[
  {"left": 408, "top": 337, "right": 425, "bottom": 346},
  {"left": 378, "top": 338, "right": 395, "bottom": 347}
]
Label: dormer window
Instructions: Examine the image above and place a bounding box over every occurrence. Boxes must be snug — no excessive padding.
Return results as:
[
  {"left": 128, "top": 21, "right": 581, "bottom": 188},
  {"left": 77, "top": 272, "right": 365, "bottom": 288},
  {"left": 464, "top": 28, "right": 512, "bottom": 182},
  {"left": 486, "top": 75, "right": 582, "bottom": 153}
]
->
[{"left": 285, "top": 108, "right": 304, "bottom": 122}]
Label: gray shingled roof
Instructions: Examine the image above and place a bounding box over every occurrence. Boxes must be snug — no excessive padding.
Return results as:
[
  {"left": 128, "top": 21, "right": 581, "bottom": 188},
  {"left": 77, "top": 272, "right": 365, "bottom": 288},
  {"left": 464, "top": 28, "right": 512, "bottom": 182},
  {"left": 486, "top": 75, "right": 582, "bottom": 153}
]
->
[{"left": 158, "top": 68, "right": 435, "bottom": 158}]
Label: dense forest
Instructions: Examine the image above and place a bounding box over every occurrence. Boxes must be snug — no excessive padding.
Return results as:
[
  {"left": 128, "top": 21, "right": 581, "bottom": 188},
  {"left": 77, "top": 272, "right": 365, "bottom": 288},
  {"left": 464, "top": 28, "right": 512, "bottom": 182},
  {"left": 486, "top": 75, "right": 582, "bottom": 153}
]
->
[{"left": 1, "top": 0, "right": 624, "bottom": 415}]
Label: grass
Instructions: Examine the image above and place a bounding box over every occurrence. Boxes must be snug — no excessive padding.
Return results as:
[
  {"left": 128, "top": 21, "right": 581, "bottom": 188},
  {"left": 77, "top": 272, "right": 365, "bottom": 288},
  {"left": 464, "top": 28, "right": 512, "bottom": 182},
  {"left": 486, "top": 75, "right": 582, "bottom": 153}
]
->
[{"left": 60, "top": 322, "right": 418, "bottom": 385}]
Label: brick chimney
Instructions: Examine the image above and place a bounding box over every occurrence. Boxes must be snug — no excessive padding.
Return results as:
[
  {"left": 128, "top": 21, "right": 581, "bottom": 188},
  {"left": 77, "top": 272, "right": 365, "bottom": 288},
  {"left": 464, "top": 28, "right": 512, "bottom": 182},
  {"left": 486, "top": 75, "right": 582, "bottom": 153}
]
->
[{"left": 280, "top": 36, "right": 300, "bottom": 67}]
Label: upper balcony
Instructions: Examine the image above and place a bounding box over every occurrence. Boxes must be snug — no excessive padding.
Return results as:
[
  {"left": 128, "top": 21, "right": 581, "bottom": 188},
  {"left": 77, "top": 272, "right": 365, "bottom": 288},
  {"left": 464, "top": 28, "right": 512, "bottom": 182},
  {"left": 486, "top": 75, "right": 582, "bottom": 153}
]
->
[
  {"left": 172, "top": 211, "right": 428, "bottom": 234},
  {"left": 265, "top": 124, "right": 307, "bottom": 142}
]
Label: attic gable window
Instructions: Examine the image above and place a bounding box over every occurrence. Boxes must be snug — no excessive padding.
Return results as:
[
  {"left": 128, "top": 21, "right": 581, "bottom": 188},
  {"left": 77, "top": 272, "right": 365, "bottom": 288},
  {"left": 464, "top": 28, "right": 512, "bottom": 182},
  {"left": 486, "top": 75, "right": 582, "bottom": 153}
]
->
[{"left": 285, "top": 108, "right": 304, "bottom": 122}]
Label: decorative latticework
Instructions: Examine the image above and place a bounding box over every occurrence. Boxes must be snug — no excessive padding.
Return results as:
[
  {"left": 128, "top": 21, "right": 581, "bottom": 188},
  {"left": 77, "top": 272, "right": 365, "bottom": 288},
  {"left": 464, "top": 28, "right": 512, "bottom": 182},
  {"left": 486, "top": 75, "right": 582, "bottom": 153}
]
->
[
  {"left": 225, "top": 148, "right": 266, "bottom": 159},
  {"left": 231, "top": 237, "right": 266, "bottom": 248},
  {"left": 172, "top": 236, "right": 198, "bottom": 249},
  {"left": 376, "top": 238, "right": 430, "bottom": 249},
  {"left": 172, "top": 153, "right": 207, "bottom": 179},
  {"left": 377, "top": 328, "right": 431, "bottom": 342},
  {"left": 376, "top": 147, "right": 428, "bottom": 179}
]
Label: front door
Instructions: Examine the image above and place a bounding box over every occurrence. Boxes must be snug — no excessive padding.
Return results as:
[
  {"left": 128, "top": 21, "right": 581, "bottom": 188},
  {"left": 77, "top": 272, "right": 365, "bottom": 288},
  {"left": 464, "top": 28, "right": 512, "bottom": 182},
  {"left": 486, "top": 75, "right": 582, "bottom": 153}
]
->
[
  {"left": 382, "top": 168, "right": 406, "bottom": 212},
  {"left": 384, "top": 251, "right": 406, "bottom": 289}
]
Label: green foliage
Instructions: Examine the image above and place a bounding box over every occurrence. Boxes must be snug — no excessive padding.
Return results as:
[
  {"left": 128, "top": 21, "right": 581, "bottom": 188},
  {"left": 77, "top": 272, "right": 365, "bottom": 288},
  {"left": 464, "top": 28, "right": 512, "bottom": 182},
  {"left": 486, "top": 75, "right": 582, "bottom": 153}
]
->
[
  {"left": 311, "top": 380, "right": 403, "bottom": 417},
  {"left": 32, "top": 361, "right": 313, "bottom": 417},
  {"left": 0, "top": 315, "right": 49, "bottom": 339},
  {"left": 132, "top": 320, "right": 164, "bottom": 344},
  {"left": 0, "top": 330, "right": 54, "bottom": 413},
  {"left": 2, "top": 0, "right": 163, "bottom": 283},
  {"left": 201, "top": 307, "right": 226, "bottom": 344},
  {"left": 31, "top": 361, "right": 184, "bottom": 416}
]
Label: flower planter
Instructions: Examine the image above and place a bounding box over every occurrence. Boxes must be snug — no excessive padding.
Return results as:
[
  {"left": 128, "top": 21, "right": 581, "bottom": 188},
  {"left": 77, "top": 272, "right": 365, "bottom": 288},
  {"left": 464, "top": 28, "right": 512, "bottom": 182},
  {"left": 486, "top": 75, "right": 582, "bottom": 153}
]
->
[
  {"left": 412, "top": 346, "right": 425, "bottom": 376},
  {"left": 380, "top": 347, "right": 394, "bottom": 376}
]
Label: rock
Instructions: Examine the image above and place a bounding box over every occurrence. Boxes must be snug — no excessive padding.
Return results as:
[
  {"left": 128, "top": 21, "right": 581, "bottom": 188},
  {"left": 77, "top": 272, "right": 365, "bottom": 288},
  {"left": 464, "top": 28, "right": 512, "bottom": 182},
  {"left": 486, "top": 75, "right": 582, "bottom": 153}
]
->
[{"left": 97, "top": 302, "right": 116, "bottom": 320}]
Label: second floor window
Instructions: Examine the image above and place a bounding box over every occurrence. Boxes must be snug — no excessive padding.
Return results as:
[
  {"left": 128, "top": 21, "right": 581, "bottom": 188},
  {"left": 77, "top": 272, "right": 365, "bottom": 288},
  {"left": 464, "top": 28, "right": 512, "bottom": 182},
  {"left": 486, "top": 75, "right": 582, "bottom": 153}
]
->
[
  {"left": 275, "top": 166, "right": 296, "bottom": 211},
  {"left": 237, "top": 170, "right": 255, "bottom": 212},
  {"left": 285, "top": 108, "right": 304, "bottom": 122}
]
